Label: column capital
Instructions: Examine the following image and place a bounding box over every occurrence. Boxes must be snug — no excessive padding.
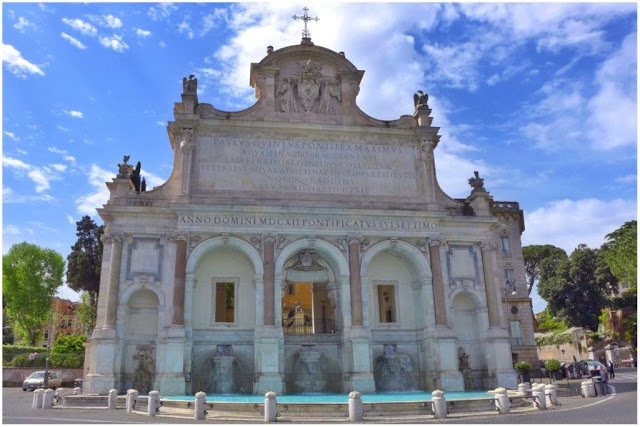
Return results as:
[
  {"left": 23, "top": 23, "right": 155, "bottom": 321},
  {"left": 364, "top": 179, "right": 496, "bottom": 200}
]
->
[
  {"left": 101, "top": 232, "right": 126, "bottom": 244},
  {"left": 428, "top": 236, "right": 447, "bottom": 247},
  {"left": 167, "top": 231, "right": 189, "bottom": 241},
  {"left": 263, "top": 233, "right": 277, "bottom": 244},
  {"left": 477, "top": 240, "right": 496, "bottom": 252},
  {"left": 347, "top": 235, "right": 363, "bottom": 245}
]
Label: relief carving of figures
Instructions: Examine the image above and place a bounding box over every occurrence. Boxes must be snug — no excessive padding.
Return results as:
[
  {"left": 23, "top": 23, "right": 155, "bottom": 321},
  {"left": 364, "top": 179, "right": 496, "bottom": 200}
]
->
[
  {"left": 317, "top": 79, "right": 341, "bottom": 115},
  {"left": 180, "top": 128, "right": 194, "bottom": 152},
  {"left": 297, "top": 59, "right": 322, "bottom": 112},
  {"left": 277, "top": 77, "right": 298, "bottom": 113}
]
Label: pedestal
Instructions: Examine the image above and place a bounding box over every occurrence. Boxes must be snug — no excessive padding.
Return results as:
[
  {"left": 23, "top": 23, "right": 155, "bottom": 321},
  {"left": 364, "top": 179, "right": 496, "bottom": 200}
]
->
[{"left": 253, "top": 326, "right": 284, "bottom": 394}]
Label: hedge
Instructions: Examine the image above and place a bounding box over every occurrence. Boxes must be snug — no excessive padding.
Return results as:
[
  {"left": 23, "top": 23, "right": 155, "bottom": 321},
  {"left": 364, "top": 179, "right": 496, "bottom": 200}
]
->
[
  {"left": 2, "top": 345, "right": 47, "bottom": 364},
  {"left": 8, "top": 352, "right": 84, "bottom": 368}
]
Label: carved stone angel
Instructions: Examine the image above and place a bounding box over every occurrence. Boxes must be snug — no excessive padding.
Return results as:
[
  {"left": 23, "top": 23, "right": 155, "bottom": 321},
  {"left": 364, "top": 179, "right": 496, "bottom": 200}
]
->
[
  {"left": 278, "top": 77, "right": 298, "bottom": 113},
  {"left": 317, "top": 79, "right": 341, "bottom": 114}
]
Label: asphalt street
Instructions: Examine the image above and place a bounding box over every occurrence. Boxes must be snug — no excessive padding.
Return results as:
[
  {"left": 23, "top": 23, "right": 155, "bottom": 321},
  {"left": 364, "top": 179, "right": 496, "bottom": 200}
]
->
[{"left": 3, "top": 368, "right": 637, "bottom": 424}]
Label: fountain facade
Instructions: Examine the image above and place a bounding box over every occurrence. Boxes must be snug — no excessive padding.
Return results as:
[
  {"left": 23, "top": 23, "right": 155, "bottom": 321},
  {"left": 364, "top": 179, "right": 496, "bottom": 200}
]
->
[
  {"left": 291, "top": 345, "right": 326, "bottom": 393},
  {"left": 206, "top": 345, "right": 239, "bottom": 394},
  {"left": 374, "top": 345, "right": 416, "bottom": 392}
]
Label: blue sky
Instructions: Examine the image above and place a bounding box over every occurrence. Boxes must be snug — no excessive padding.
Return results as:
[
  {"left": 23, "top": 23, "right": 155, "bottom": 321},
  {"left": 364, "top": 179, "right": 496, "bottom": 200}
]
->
[{"left": 2, "top": 2, "right": 637, "bottom": 312}]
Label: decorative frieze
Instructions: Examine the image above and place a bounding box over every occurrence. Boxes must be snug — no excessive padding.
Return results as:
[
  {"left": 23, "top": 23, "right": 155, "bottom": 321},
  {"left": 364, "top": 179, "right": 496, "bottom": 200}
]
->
[{"left": 101, "top": 232, "right": 126, "bottom": 244}]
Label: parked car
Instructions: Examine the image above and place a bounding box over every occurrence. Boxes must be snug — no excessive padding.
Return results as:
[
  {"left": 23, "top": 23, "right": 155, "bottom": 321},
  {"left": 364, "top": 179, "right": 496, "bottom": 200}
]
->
[
  {"left": 22, "top": 371, "right": 62, "bottom": 391},
  {"left": 579, "top": 360, "right": 606, "bottom": 377}
]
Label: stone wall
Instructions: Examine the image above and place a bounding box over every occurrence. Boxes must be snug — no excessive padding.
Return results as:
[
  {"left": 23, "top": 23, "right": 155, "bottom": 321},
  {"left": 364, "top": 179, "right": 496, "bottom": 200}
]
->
[
  {"left": 3, "top": 367, "right": 83, "bottom": 387},
  {"left": 537, "top": 342, "right": 587, "bottom": 364}
]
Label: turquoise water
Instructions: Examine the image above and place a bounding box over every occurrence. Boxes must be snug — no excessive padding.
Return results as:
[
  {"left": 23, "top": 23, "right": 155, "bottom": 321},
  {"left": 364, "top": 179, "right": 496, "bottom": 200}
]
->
[{"left": 163, "top": 391, "right": 492, "bottom": 403}]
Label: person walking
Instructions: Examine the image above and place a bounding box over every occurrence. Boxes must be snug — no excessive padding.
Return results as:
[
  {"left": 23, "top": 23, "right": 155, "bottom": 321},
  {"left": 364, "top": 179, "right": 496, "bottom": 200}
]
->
[
  {"left": 599, "top": 365, "right": 610, "bottom": 393},
  {"left": 608, "top": 360, "right": 615, "bottom": 379}
]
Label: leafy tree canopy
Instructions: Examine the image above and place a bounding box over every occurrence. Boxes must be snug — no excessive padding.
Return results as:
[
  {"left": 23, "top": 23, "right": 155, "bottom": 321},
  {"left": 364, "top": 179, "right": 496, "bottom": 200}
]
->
[
  {"left": 536, "top": 307, "right": 569, "bottom": 333},
  {"left": 601, "top": 220, "right": 637, "bottom": 286},
  {"left": 523, "top": 245, "right": 567, "bottom": 295},
  {"left": 76, "top": 292, "right": 97, "bottom": 334},
  {"left": 538, "top": 244, "right": 617, "bottom": 331},
  {"left": 2, "top": 242, "right": 64, "bottom": 345},
  {"left": 51, "top": 334, "right": 87, "bottom": 354}
]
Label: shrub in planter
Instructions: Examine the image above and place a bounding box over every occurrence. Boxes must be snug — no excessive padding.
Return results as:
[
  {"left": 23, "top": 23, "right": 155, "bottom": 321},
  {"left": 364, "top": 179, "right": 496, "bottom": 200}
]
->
[
  {"left": 545, "top": 359, "right": 563, "bottom": 380},
  {"left": 515, "top": 361, "right": 531, "bottom": 382}
]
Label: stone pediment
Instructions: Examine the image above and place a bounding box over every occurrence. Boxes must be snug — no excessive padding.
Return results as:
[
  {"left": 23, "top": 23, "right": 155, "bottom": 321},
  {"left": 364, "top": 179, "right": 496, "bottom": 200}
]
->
[{"left": 193, "top": 44, "right": 416, "bottom": 128}]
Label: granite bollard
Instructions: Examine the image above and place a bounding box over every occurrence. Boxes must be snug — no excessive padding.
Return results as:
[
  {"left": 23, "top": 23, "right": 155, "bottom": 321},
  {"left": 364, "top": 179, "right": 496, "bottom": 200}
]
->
[
  {"left": 194, "top": 391, "right": 207, "bottom": 420},
  {"left": 147, "top": 390, "right": 160, "bottom": 417},
  {"left": 264, "top": 391, "right": 277, "bottom": 422},
  {"left": 32, "top": 388, "right": 43, "bottom": 409},
  {"left": 72, "top": 387, "right": 82, "bottom": 395},
  {"left": 494, "top": 387, "right": 510, "bottom": 414},
  {"left": 348, "top": 391, "right": 363, "bottom": 422},
  {"left": 431, "top": 390, "right": 447, "bottom": 419},
  {"left": 545, "top": 384, "right": 558, "bottom": 406},
  {"left": 43, "top": 389, "right": 55, "bottom": 409},
  {"left": 108, "top": 389, "right": 118, "bottom": 409},
  {"left": 532, "top": 385, "right": 546, "bottom": 410},
  {"left": 126, "top": 389, "right": 139, "bottom": 413}
]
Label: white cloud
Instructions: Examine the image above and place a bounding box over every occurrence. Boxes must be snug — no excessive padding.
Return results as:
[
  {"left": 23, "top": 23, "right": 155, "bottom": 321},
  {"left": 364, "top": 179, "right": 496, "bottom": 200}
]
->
[
  {"left": 51, "top": 164, "right": 67, "bottom": 172},
  {"left": 3, "top": 187, "right": 54, "bottom": 204},
  {"left": 178, "top": 17, "right": 194, "bottom": 39},
  {"left": 136, "top": 28, "right": 152, "bottom": 38},
  {"left": 2, "top": 43, "right": 45, "bottom": 78},
  {"left": 56, "top": 125, "right": 70, "bottom": 132},
  {"left": 3, "top": 224, "right": 22, "bottom": 235},
  {"left": 103, "top": 15, "right": 123, "bottom": 29},
  {"left": 48, "top": 147, "right": 77, "bottom": 164},
  {"left": 64, "top": 155, "right": 77, "bottom": 164},
  {"left": 158, "top": 41, "right": 166, "bottom": 48},
  {"left": 615, "top": 174, "right": 636, "bottom": 184},
  {"left": 38, "top": 3, "right": 55, "bottom": 14},
  {"left": 523, "top": 198, "right": 637, "bottom": 253},
  {"left": 156, "top": 121, "right": 166, "bottom": 126},
  {"left": 67, "top": 215, "right": 75, "bottom": 225},
  {"left": 99, "top": 34, "right": 129, "bottom": 52},
  {"left": 201, "top": 8, "right": 228, "bottom": 36},
  {"left": 14, "top": 17, "right": 37, "bottom": 33},
  {"left": 4, "top": 131, "right": 19, "bottom": 141},
  {"left": 3, "top": 156, "right": 65, "bottom": 193},
  {"left": 61, "top": 32, "right": 87, "bottom": 50},
  {"left": 64, "top": 109, "right": 84, "bottom": 118},
  {"left": 75, "top": 164, "right": 114, "bottom": 216},
  {"left": 148, "top": 3, "right": 178, "bottom": 21},
  {"left": 586, "top": 33, "right": 637, "bottom": 150},
  {"left": 2, "top": 157, "right": 30, "bottom": 170},
  {"left": 61, "top": 17, "right": 98, "bottom": 37},
  {"left": 48, "top": 146, "right": 67, "bottom": 155},
  {"left": 27, "top": 169, "right": 52, "bottom": 193}
]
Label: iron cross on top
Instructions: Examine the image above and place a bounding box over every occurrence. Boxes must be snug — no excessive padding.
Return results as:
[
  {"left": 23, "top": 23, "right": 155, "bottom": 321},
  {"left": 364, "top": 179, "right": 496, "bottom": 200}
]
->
[{"left": 293, "top": 7, "right": 319, "bottom": 39}]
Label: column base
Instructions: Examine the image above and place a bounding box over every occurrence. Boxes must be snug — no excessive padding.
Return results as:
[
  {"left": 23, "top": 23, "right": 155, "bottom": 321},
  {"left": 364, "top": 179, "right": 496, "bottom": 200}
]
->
[
  {"left": 254, "top": 373, "right": 284, "bottom": 394},
  {"left": 158, "top": 374, "right": 186, "bottom": 395},
  {"left": 83, "top": 373, "right": 116, "bottom": 395},
  {"left": 437, "top": 371, "right": 464, "bottom": 391},
  {"left": 345, "top": 372, "right": 376, "bottom": 393}
]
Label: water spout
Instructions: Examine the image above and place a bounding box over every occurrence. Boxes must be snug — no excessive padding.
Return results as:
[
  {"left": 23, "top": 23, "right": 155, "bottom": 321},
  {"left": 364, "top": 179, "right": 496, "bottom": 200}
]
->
[
  {"left": 293, "top": 345, "right": 326, "bottom": 393},
  {"left": 374, "top": 345, "right": 416, "bottom": 392}
]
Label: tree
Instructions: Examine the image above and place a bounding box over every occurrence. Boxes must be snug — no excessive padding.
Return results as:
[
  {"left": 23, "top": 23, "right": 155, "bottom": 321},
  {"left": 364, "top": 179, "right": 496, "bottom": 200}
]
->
[
  {"left": 523, "top": 245, "right": 567, "bottom": 295},
  {"left": 538, "top": 244, "right": 616, "bottom": 331},
  {"left": 52, "top": 334, "right": 87, "bottom": 354},
  {"left": 77, "top": 291, "right": 97, "bottom": 334},
  {"left": 66, "top": 216, "right": 103, "bottom": 333},
  {"left": 2, "top": 243, "right": 64, "bottom": 345},
  {"left": 601, "top": 220, "right": 636, "bottom": 286}
]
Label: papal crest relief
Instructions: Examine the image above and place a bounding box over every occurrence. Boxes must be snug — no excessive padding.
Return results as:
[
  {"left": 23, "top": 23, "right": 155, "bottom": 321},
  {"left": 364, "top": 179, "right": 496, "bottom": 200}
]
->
[{"left": 276, "top": 59, "right": 341, "bottom": 114}]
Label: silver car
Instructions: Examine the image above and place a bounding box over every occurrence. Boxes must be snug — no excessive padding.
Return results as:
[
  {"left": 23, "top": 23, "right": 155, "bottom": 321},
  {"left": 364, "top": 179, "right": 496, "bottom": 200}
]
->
[{"left": 22, "top": 371, "right": 62, "bottom": 391}]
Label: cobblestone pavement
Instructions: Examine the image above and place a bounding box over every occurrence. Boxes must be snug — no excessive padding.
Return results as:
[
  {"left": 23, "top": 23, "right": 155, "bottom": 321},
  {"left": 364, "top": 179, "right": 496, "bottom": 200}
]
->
[{"left": 3, "top": 369, "right": 636, "bottom": 424}]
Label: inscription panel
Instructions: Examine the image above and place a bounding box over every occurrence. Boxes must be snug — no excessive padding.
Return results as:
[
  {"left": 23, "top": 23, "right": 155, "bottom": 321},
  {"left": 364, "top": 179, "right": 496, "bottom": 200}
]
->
[{"left": 196, "top": 137, "right": 420, "bottom": 198}]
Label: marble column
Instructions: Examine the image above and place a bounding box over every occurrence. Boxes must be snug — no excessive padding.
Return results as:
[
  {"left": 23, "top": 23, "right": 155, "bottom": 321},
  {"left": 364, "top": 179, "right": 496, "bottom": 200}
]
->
[
  {"left": 171, "top": 235, "right": 188, "bottom": 325},
  {"left": 428, "top": 238, "right": 448, "bottom": 326},
  {"left": 479, "top": 241, "right": 501, "bottom": 328},
  {"left": 102, "top": 232, "right": 125, "bottom": 328},
  {"left": 348, "top": 236, "right": 363, "bottom": 327},
  {"left": 263, "top": 234, "right": 276, "bottom": 326}
]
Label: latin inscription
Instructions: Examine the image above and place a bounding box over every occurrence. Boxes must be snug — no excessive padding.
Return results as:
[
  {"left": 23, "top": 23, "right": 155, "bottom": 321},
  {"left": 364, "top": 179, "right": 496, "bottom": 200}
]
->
[
  {"left": 197, "top": 137, "right": 419, "bottom": 197},
  {"left": 178, "top": 215, "right": 438, "bottom": 231}
]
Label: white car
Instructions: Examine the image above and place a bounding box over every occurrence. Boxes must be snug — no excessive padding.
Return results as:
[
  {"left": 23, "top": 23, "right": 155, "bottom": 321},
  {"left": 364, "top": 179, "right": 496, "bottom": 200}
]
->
[{"left": 22, "top": 371, "right": 62, "bottom": 391}]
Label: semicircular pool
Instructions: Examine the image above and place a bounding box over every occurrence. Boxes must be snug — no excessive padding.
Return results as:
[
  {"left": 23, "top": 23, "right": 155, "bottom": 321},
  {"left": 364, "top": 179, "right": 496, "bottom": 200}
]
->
[{"left": 163, "top": 391, "right": 492, "bottom": 403}]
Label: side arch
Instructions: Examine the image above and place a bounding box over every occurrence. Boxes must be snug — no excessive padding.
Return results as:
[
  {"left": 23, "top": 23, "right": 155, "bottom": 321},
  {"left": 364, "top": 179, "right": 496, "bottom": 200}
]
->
[
  {"left": 186, "top": 236, "right": 264, "bottom": 276},
  {"left": 119, "top": 283, "right": 166, "bottom": 308},
  {"left": 361, "top": 239, "right": 431, "bottom": 280}
]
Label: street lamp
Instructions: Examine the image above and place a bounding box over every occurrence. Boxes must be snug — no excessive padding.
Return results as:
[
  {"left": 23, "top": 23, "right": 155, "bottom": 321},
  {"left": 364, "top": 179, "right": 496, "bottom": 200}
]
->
[{"left": 43, "top": 272, "right": 53, "bottom": 389}]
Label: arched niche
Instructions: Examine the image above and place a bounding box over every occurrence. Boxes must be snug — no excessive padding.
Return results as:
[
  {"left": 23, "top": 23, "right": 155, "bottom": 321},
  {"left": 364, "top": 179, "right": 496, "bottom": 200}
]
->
[{"left": 451, "top": 291, "right": 488, "bottom": 389}]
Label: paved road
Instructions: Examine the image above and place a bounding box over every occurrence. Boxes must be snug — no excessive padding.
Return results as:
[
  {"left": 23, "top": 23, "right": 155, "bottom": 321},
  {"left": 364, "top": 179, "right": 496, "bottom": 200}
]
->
[{"left": 3, "top": 369, "right": 637, "bottom": 424}]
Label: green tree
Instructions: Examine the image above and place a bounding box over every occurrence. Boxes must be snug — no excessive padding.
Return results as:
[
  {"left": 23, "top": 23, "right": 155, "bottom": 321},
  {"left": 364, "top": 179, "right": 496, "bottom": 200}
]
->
[
  {"left": 538, "top": 244, "right": 616, "bottom": 331},
  {"left": 66, "top": 216, "right": 103, "bottom": 333},
  {"left": 76, "top": 291, "right": 97, "bottom": 334},
  {"left": 523, "top": 245, "right": 567, "bottom": 295},
  {"left": 51, "top": 334, "right": 87, "bottom": 354},
  {"left": 2, "top": 243, "right": 64, "bottom": 345},
  {"left": 600, "top": 220, "right": 637, "bottom": 286}
]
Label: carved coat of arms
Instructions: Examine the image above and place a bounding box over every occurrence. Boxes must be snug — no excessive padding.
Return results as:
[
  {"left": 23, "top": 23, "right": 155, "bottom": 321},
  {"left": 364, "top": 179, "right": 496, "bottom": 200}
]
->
[{"left": 297, "top": 60, "right": 322, "bottom": 111}]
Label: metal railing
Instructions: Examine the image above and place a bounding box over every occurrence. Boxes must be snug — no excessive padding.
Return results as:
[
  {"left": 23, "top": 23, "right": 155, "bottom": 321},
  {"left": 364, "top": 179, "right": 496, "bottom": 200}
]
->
[{"left": 283, "top": 316, "right": 335, "bottom": 334}]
